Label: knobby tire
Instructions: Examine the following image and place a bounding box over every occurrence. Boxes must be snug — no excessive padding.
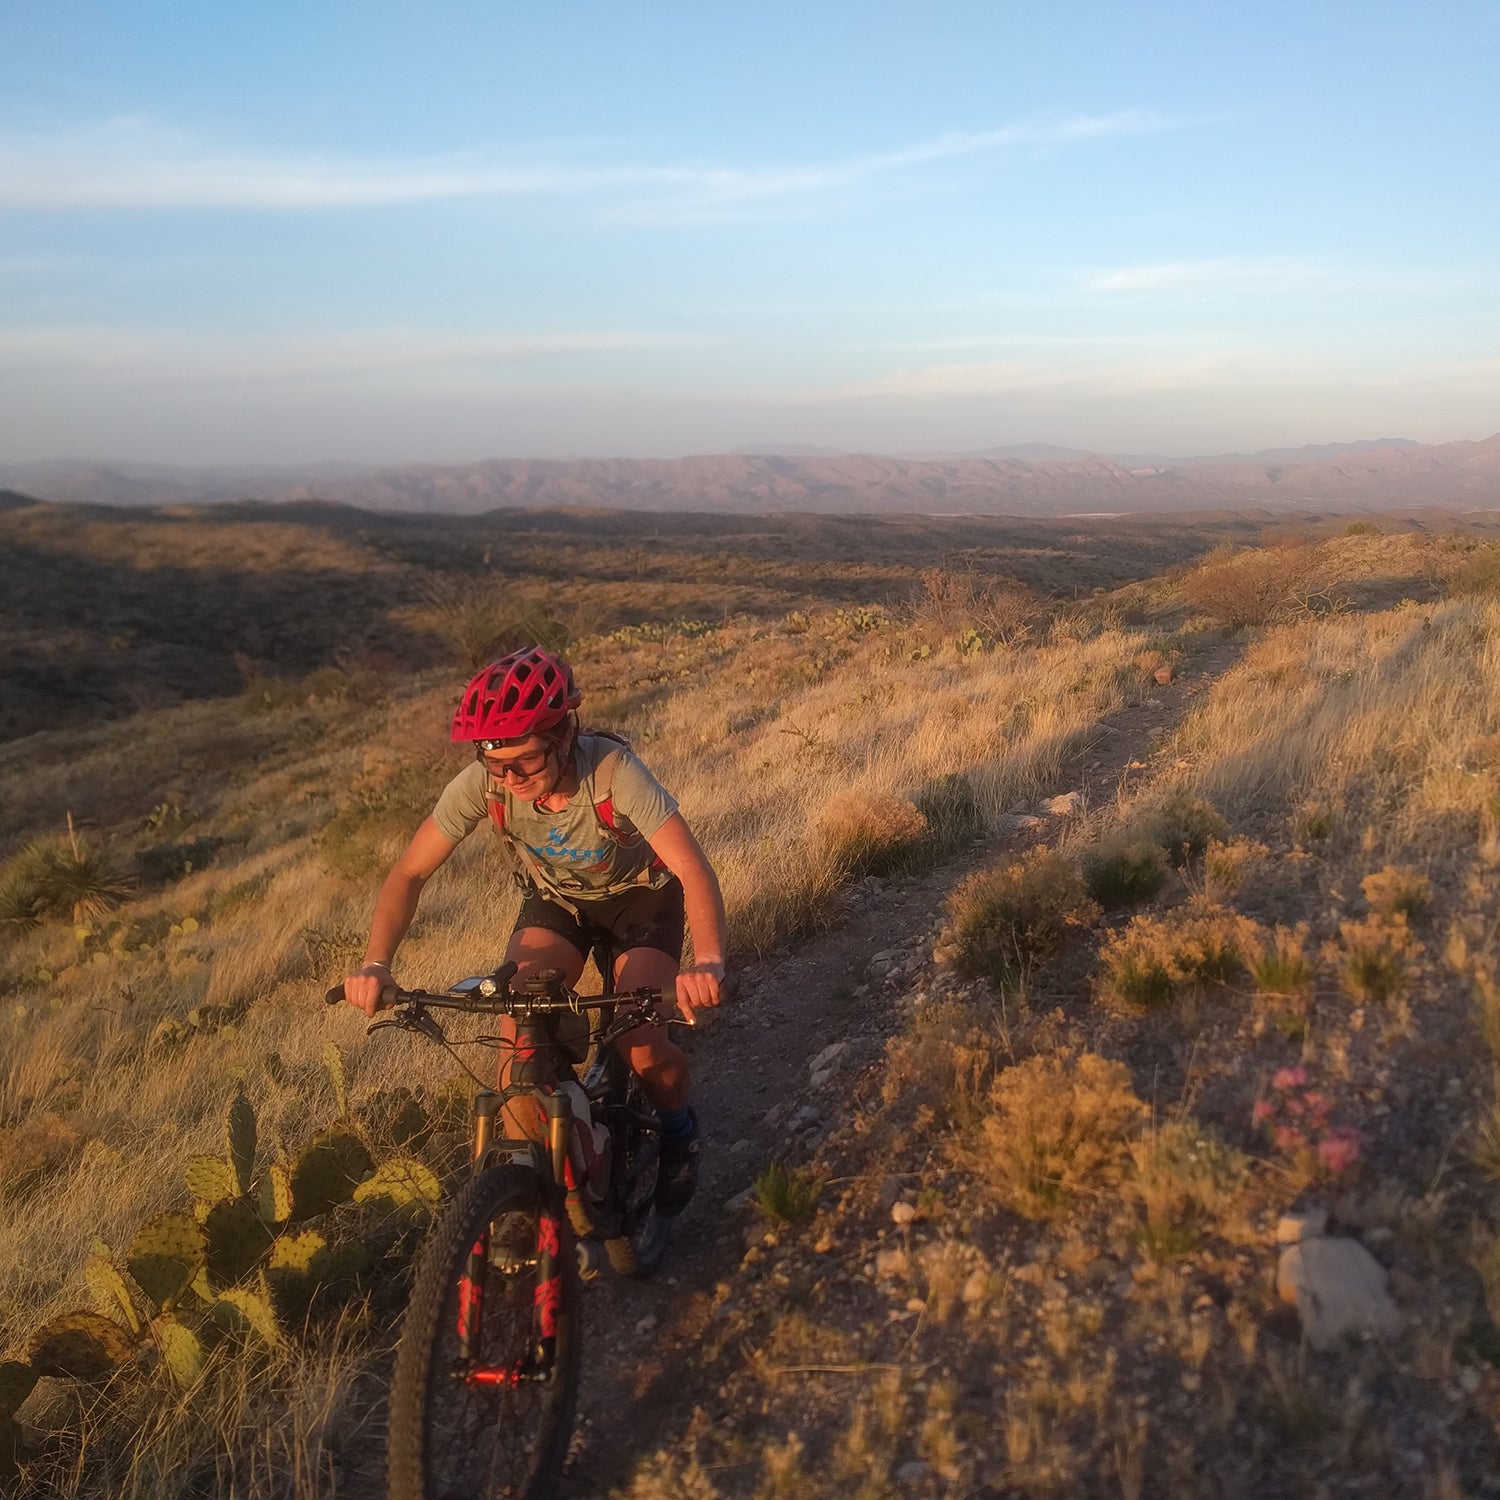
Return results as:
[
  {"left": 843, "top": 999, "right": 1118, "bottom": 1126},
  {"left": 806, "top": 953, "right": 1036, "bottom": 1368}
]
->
[{"left": 388, "top": 1164, "right": 581, "bottom": 1500}]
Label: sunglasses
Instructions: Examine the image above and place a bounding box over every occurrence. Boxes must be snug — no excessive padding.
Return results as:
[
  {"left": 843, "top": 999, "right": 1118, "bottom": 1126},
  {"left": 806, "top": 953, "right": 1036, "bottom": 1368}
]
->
[{"left": 476, "top": 744, "right": 552, "bottom": 781}]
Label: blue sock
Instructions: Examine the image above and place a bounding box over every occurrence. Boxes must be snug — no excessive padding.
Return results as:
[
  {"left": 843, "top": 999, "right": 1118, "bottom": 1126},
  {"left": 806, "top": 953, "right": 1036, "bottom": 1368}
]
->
[{"left": 658, "top": 1103, "right": 696, "bottom": 1141}]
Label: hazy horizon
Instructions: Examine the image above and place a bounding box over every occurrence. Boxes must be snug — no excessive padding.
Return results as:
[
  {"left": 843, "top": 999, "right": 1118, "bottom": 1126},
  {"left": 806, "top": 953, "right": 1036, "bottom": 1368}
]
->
[{"left": 4, "top": 3, "right": 1497, "bottom": 465}]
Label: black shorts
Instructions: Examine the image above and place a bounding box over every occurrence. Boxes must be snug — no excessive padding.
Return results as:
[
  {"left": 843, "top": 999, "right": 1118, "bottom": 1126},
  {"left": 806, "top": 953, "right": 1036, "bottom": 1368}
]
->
[{"left": 512, "top": 879, "right": 686, "bottom": 973}]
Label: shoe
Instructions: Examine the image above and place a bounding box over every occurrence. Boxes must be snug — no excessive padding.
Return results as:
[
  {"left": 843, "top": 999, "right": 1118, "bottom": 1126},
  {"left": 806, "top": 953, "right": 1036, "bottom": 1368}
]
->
[{"left": 656, "top": 1109, "right": 700, "bottom": 1218}]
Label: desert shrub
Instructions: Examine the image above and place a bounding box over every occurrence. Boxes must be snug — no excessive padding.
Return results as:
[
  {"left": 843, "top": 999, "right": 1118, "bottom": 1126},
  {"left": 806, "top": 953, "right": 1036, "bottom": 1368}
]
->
[
  {"left": 913, "top": 774, "right": 986, "bottom": 856},
  {"left": 1199, "top": 836, "right": 1271, "bottom": 902},
  {"left": 910, "top": 568, "right": 1038, "bottom": 649},
  {"left": 946, "top": 848, "right": 1098, "bottom": 989},
  {"left": 414, "top": 578, "right": 569, "bottom": 668},
  {"left": 136, "top": 835, "right": 226, "bottom": 886},
  {"left": 882, "top": 1000, "right": 997, "bottom": 1128},
  {"left": 1248, "top": 925, "right": 1316, "bottom": 1002},
  {"left": 755, "top": 1161, "right": 823, "bottom": 1224},
  {"left": 1136, "top": 791, "right": 1229, "bottom": 868},
  {"left": 0, "top": 1110, "right": 84, "bottom": 1199},
  {"left": 318, "top": 764, "right": 436, "bottom": 879},
  {"left": 1294, "top": 801, "right": 1335, "bottom": 842},
  {"left": 1130, "top": 1119, "right": 1249, "bottom": 1254},
  {"left": 971, "top": 1051, "right": 1145, "bottom": 1219},
  {"left": 1335, "top": 914, "right": 1419, "bottom": 1004},
  {"left": 1361, "top": 864, "right": 1431, "bottom": 921},
  {"left": 816, "top": 790, "right": 927, "bottom": 878},
  {"left": 0, "top": 834, "right": 134, "bottom": 928},
  {"left": 1084, "top": 840, "right": 1168, "bottom": 908},
  {"left": 1343, "top": 520, "right": 1380, "bottom": 537},
  {"left": 1179, "top": 546, "right": 1333, "bottom": 629},
  {"left": 1447, "top": 543, "right": 1500, "bottom": 597},
  {"left": 1097, "top": 907, "right": 1260, "bottom": 1008}
]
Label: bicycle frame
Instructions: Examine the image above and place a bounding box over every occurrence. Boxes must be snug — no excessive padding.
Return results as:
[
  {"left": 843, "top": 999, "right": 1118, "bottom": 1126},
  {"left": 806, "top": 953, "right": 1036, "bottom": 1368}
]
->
[{"left": 331, "top": 957, "right": 668, "bottom": 1389}]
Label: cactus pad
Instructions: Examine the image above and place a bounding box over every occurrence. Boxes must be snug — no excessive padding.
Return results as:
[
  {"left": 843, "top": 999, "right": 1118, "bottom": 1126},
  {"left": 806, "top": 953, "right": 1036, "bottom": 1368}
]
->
[
  {"left": 266, "top": 1230, "right": 328, "bottom": 1322},
  {"left": 258, "top": 1163, "right": 293, "bottom": 1226},
  {"left": 184, "top": 1155, "right": 238, "bottom": 1205},
  {"left": 203, "top": 1198, "right": 273, "bottom": 1288},
  {"left": 323, "top": 1042, "right": 348, "bottom": 1118},
  {"left": 151, "top": 1317, "right": 205, "bottom": 1389},
  {"left": 226, "top": 1093, "right": 256, "bottom": 1195},
  {"left": 214, "top": 1286, "right": 281, "bottom": 1349},
  {"left": 0, "top": 1361, "right": 36, "bottom": 1417},
  {"left": 127, "top": 1212, "right": 207, "bottom": 1311},
  {"left": 28, "top": 1312, "right": 137, "bottom": 1381},
  {"left": 268, "top": 1229, "right": 328, "bottom": 1275},
  {"left": 288, "top": 1128, "right": 371, "bottom": 1224},
  {"left": 83, "top": 1255, "right": 141, "bottom": 1334},
  {"left": 352, "top": 1155, "right": 441, "bottom": 1213}
]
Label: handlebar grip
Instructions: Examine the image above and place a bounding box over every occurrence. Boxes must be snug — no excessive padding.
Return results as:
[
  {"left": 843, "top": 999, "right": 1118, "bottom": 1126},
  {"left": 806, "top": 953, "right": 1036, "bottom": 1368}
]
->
[{"left": 325, "top": 981, "right": 401, "bottom": 1007}]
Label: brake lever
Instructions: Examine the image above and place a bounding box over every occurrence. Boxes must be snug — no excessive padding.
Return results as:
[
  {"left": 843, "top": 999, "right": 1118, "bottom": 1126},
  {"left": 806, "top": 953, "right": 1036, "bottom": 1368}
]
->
[{"left": 367, "top": 1006, "right": 448, "bottom": 1045}]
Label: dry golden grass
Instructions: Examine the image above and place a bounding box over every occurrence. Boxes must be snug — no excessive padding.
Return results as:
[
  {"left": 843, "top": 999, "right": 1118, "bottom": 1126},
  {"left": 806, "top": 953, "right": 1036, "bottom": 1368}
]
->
[{"left": 964, "top": 1050, "right": 1146, "bottom": 1220}]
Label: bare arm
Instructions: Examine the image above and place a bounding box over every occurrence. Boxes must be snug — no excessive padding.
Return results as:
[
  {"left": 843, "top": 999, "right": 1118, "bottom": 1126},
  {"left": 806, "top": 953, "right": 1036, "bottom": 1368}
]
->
[
  {"left": 343, "top": 817, "right": 459, "bottom": 1016},
  {"left": 647, "top": 811, "right": 727, "bottom": 1019}
]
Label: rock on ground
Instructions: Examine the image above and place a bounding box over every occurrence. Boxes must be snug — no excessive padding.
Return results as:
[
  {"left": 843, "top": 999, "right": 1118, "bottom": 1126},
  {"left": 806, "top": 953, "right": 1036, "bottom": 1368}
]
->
[{"left": 1276, "top": 1236, "right": 1402, "bottom": 1351}]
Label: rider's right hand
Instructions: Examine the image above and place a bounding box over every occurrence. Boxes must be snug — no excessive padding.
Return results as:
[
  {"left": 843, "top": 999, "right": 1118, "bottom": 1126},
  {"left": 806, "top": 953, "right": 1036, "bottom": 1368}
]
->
[{"left": 344, "top": 963, "right": 394, "bottom": 1018}]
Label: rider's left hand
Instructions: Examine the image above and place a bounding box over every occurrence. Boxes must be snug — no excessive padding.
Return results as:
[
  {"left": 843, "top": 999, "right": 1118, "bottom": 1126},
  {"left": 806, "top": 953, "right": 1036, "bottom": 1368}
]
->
[{"left": 674, "top": 962, "right": 725, "bottom": 1024}]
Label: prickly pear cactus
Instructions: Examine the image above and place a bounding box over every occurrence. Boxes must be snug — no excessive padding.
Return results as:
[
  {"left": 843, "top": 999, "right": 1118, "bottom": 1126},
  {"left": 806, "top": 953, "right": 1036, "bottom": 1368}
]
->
[
  {"left": 214, "top": 1283, "right": 281, "bottom": 1349},
  {"left": 203, "top": 1198, "right": 273, "bottom": 1288},
  {"left": 84, "top": 1253, "right": 142, "bottom": 1334},
  {"left": 265, "top": 1230, "right": 328, "bottom": 1322},
  {"left": 227, "top": 1093, "right": 256, "bottom": 1195},
  {"left": 28, "top": 1311, "right": 137, "bottom": 1381},
  {"left": 184, "top": 1155, "right": 238, "bottom": 1204},
  {"left": 323, "top": 1042, "right": 348, "bottom": 1119},
  {"left": 150, "top": 1317, "right": 205, "bottom": 1389},
  {"left": 352, "top": 1155, "right": 440, "bottom": 1213},
  {"left": 258, "top": 1162, "right": 293, "bottom": 1227},
  {"left": 127, "top": 1212, "right": 207, "bottom": 1311},
  {"left": 0, "top": 1361, "right": 32, "bottom": 1478},
  {"left": 288, "top": 1127, "right": 371, "bottom": 1224},
  {"left": 0, "top": 1361, "right": 36, "bottom": 1417}
]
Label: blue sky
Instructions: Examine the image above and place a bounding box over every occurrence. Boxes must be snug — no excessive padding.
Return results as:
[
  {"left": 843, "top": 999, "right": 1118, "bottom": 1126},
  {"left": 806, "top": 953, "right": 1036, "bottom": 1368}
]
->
[{"left": 2, "top": 1, "right": 1497, "bottom": 463}]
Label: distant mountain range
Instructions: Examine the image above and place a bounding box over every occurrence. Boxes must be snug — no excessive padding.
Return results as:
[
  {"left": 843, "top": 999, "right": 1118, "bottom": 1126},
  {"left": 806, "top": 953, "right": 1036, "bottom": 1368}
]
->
[{"left": 4, "top": 435, "right": 1498, "bottom": 517}]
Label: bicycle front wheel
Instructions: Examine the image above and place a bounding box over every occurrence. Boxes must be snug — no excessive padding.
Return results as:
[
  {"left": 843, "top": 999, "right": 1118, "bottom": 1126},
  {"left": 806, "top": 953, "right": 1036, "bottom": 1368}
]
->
[{"left": 388, "top": 1163, "right": 581, "bottom": 1500}]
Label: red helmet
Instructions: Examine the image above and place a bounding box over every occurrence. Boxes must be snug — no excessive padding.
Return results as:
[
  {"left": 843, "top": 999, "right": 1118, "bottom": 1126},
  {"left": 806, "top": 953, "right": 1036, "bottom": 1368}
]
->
[{"left": 451, "top": 648, "right": 581, "bottom": 742}]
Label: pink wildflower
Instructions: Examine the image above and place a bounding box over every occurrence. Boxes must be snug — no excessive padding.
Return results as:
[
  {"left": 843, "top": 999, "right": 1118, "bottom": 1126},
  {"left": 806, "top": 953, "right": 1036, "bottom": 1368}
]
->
[
  {"left": 1301, "top": 1091, "right": 1328, "bottom": 1115},
  {"left": 1272, "top": 1066, "right": 1309, "bottom": 1091},
  {"left": 1274, "top": 1126, "right": 1308, "bottom": 1152},
  {"left": 1283, "top": 1095, "right": 1306, "bottom": 1117},
  {"left": 1252, "top": 1099, "right": 1274, "bottom": 1124},
  {"left": 1317, "top": 1127, "right": 1362, "bottom": 1174}
]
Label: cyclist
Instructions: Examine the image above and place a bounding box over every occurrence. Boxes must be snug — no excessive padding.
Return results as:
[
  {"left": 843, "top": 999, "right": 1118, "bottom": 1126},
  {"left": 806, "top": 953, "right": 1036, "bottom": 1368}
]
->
[{"left": 341, "top": 646, "right": 726, "bottom": 1215}]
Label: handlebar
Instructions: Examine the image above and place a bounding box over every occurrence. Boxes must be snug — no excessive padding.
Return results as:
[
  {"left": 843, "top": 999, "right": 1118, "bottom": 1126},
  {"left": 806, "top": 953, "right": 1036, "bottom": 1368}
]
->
[{"left": 323, "top": 962, "right": 669, "bottom": 1018}]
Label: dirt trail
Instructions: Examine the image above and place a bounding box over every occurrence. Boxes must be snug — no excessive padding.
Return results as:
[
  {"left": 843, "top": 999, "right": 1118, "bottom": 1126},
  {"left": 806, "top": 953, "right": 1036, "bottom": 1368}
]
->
[{"left": 565, "top": 650, "right": 1234, "bottom": 1495}]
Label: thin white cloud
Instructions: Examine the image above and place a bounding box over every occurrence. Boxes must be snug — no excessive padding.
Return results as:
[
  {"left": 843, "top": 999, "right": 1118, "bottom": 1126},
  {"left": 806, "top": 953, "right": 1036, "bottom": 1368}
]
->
[
  {"left": 1082, "top": 258, "right": 1325, "bottom": 295},
  {"left": 0, "top": 110, "right": 1172, "bottom": 211},
  {"left": 0, "top": 325, "right": 696, "bottom": 387}
]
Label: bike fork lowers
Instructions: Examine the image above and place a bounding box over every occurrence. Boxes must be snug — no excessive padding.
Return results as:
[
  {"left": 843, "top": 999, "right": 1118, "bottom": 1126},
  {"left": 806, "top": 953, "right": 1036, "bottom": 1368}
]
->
[{"left": 455, "top": 1088, "right": 567, "bottom": 1384}]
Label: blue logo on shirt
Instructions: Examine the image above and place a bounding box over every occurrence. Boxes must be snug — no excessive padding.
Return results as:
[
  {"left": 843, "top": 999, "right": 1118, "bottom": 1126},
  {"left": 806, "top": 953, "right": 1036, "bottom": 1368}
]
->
[{"left": 526, "top": 828, "right": 611, "bottom": 867}]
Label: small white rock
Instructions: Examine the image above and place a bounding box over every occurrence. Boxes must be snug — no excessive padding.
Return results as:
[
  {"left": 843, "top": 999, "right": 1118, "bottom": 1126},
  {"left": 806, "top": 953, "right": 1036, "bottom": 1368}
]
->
[
  {"left": 1045, "top": 791, "right": 1084, "bottom": 816},
  {"left": 1277, "top": 1237, "right": 1402, "bottom": 1351},
  {"left": 634, "top": 1314, "right": 657, "bottom": 1335},
  {"left": 891, "top": 1201, "right": 918, "bottom": 1226}
]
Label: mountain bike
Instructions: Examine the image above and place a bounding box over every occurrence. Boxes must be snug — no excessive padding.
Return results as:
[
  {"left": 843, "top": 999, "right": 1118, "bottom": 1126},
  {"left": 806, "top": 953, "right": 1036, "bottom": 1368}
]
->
[{"left": 325, "top": 956, "right": 678, "bottom": 1500}]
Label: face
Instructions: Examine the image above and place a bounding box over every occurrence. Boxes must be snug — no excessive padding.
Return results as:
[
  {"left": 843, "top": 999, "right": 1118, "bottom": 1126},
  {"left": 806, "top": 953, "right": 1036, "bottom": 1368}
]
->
[{"left": 477, "top": 734, "right": 559, "bottom": 797}]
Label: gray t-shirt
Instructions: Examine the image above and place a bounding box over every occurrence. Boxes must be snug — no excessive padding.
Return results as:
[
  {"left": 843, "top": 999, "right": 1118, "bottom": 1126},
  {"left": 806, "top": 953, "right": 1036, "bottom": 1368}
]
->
[{"left": 431, "top": 734, "right": 679, "bottom": 902}]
